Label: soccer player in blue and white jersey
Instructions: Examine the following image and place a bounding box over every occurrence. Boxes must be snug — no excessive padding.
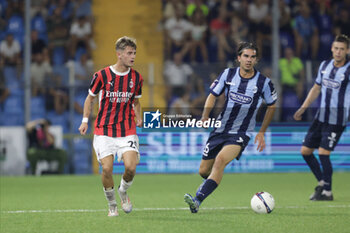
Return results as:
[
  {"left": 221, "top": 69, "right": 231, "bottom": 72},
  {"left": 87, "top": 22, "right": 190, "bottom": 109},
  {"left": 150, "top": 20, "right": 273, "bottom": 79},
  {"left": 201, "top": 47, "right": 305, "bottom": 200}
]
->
[
  {"left": 184, "top": 42, "right": 277, "bottom": 213},
  {"left": 294, "top": 35, "right": 350, "bottom": 201}
]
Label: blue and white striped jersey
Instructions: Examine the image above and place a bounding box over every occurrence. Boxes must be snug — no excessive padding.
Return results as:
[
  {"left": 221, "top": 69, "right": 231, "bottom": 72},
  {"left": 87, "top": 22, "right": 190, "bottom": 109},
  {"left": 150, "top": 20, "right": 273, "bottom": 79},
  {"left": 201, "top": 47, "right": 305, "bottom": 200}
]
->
[
  {"left": 210, "top": 67, "right": 277, "bottom": 137},
  {"left": 315, "top": 59, "right": 350, "bottom": 126}
]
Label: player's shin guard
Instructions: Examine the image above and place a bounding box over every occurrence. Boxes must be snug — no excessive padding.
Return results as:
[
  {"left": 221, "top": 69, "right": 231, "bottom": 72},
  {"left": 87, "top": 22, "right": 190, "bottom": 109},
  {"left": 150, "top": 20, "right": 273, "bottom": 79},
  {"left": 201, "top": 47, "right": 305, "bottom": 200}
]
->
[
  {"left": 319, "top": 155, "right": 333, "bottom": 191},
  {"left": 196, "top": 179, "right": 218, "bottom": 202},
  {"left": 104, "top": 187, "right": 117, "bottom": 208},
  {"left": 302, "top": 154, "right": 323, "bottom": 181}
]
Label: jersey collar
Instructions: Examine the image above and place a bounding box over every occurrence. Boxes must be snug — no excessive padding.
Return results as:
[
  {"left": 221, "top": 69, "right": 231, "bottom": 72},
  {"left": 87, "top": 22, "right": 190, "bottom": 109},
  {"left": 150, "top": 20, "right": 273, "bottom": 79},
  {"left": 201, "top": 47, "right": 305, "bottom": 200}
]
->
[{"left": 109, "top": 65, "right": 130, "bottom": 76}]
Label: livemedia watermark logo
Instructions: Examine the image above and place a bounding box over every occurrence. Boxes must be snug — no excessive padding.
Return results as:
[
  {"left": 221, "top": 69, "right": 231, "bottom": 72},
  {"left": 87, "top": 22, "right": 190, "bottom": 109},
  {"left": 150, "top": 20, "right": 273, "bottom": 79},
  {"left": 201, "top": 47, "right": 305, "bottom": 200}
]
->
[{"left": 142, "top": 108, "right": 221, "bottom": 131}]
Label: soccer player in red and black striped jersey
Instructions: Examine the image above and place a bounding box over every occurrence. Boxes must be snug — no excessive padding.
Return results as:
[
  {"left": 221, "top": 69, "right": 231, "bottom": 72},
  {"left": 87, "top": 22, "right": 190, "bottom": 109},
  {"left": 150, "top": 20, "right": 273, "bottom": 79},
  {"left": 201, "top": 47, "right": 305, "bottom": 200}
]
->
[{"left": 79, "top": 36, "right": 143, "bottom": 217}]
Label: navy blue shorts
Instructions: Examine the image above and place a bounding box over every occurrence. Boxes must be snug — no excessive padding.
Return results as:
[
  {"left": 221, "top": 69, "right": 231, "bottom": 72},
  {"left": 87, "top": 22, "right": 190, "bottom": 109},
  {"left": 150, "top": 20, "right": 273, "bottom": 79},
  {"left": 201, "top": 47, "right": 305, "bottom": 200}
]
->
[
  {"left": 202, "top": 132, "right": 250, "bottom": 160},
  {"left": 303, "top": 120, "right": 345, "bottom": 151}
]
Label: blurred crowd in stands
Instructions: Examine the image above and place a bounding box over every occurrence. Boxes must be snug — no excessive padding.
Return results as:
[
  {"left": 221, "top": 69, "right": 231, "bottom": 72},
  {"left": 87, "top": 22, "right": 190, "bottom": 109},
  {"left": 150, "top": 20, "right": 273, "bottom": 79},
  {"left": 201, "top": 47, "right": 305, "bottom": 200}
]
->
[
  {"left": 0, "top": 0, "right": 94, "bottom": 174},
  {"left": 0, "top": 0, "right": 94, "bottom": 129},
  {"left": 162, "top": 0, "right": 350, "bottom": 121},
  {"left": 1, "top": 0, "right": 350, "bottom": 127},
  {"left": 163, "top": 0, "right": 350, "bottom": 63}
]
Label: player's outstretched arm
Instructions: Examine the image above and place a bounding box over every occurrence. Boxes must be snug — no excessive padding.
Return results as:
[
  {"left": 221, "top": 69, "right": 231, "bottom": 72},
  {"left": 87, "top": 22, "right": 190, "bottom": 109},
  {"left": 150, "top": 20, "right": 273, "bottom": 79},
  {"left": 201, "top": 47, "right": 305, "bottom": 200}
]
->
[
  {"left": 255, "top": 103, "right": 276, "bottom": 152},
  {"left": 134, "top": 98, "right": 142, "bottom": 127},
  {"left": 79, "top": 94, "right": 95, "bottom": 135},
  {"left": 293, "top": 83, "right": 321, "bottom": 121},
  {"left": 201, "top": 93, "right": 217, "bottom": 122}
]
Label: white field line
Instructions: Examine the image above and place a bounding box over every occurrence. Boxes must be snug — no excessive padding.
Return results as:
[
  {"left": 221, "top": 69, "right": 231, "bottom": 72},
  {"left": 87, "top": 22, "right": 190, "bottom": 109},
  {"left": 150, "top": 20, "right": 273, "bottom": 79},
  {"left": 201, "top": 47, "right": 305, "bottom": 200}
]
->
[{"left": 1, "top": 205, "right": 350, "bottom": 214}]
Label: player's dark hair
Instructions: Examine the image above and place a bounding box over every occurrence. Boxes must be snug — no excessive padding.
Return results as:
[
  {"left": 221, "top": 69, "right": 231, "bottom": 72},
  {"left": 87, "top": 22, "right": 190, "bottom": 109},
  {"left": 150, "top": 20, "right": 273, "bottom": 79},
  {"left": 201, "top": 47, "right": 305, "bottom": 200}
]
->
[
  {"left": 334, "top": 34, "right": 350, "bottom": 48},
  {"left": 45, "top": 119, "right": 52, "bottom": 126},
  {"left": 237, "top": 42, "right": 259, "bottom": 57},
  {"left": 115, "top": 36, "right": 137, "bottom": 51}
]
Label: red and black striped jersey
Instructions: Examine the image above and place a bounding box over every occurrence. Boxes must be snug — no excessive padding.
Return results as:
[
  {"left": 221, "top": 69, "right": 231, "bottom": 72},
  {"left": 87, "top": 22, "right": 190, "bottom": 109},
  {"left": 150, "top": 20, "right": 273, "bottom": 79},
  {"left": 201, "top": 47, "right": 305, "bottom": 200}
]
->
[{"left": 89, "top": 66, "right": 143, "bottom": 137}]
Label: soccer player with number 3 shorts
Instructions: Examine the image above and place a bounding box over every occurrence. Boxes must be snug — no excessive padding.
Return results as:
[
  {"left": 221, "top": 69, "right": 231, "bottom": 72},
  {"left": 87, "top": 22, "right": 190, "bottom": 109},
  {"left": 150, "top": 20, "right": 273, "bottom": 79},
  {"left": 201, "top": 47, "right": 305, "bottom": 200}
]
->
[
  {"left": 294, "top": 35, "right": 350, "bottom": 201},
  {"left": 184, "top": 42, "right": 277, "bottom": 213},
  {"left": 79, "top": 36, "right": 143, "bottom": 217}
]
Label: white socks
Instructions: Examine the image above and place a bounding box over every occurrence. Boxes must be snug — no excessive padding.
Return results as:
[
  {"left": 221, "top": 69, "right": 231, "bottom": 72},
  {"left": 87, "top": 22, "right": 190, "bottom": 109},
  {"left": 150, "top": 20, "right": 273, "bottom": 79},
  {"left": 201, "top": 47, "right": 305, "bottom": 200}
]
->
[
  {"left": 318, "top": 180, "right": 324, "bottom": 186},
  {"left": 119, "top": 178, "right": 133, "bottom": 193},
  {"left": 103, "top": 178, "right": 133, "bottom": 208},
  {"left": 318, "top": 180, "right": 325, "bottom": 186},
  {"left": 317, "top": 180, "right": 332, "bottom": 196},
  {"left": 104, "top": 187, "right": 117, "bottom": 207},
  {"left": 322, "top": 190, "right": 332, "bottom": 197}
]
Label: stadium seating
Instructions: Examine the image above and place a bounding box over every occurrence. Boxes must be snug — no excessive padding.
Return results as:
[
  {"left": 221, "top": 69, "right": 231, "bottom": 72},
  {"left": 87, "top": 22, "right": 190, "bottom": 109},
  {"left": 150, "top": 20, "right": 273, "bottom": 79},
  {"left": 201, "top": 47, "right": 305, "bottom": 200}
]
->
[
  {"left": 3, "top": 95, "right": 23, "bottom": 114},
  {"left": 46, "top": 110, "right": 69, "bottom": 133},
  {"left": 52, "top": 65, "right": 69, "bottom": 83},
  {"left": 281, "top": 91, "right": 300, "bottom": 122},
  {"left": 280, "top": 32, "right": 294, "bottom": 50},
  {"left": 31, "top": 13, "right": 48, "bottom": 43},
  {"left": 30, "top": 96, "right": 46, "bottom": 119},
  {"left": 6, "top": 14, "right": 24, "bottom": 46},
  {"left": 1, "top": 112, "right": 24, "bottom": 126},
  {"left": 75, "top": 47, "right": 87, "bottom": 61},
  {"left": 73, "top": 138, "right": 92, "bottom": 174},
  {"left": 4, "top": 66, "right": 18, "bottom": 84},
  {"left": 4, "top": 66, "right": 22, "bottom": 96},
  {"left": 52, "top": 47, "right": 66, "bottom": 66}
]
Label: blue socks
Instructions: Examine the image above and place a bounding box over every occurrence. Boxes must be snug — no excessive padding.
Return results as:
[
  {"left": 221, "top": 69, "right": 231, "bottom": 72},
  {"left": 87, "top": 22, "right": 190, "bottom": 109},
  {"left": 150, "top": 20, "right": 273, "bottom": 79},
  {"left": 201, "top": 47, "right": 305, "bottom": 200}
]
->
[
  {"left": 196, "top": 179, "right": 206, "bottom": 197},
  {"left": 303, "top": 154, "right": 323, "bottom": 181},
  {"left": 303, "top": 153, "right": 333, "bottom": 191},
  {"left": 319, "top": 155, "right": 332, "bottom": 191},
  {"left": 195, "top": 179, "right": 218, "bottom": 203}
]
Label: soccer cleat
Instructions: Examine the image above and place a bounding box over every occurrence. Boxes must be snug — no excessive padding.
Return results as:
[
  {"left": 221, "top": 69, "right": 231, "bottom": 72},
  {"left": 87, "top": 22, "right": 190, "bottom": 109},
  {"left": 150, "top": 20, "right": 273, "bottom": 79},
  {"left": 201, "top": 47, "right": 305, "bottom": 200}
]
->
[
  {"left": 108, "top": 205, "right": 119, "bottom": 217},
  {"left": 184, "top": 193, "right": 200, "bottom": 213},
  {"left": 314, "top": 193, "right": 334, "bottom": 201},
  {"left": 118, "top": 186, "right": 132, "bottom": 213},
  {"left": 309, "top": 185, "right": 323, "bottom": 200}
]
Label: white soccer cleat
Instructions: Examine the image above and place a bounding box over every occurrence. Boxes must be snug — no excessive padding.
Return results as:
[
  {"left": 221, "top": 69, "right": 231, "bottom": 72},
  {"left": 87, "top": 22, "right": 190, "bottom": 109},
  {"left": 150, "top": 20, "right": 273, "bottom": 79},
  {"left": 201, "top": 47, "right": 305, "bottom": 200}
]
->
[
  {"left": 108, "top": 205, "right": 119, "bottom": 217},
  {"left": 118, "top": 186, "right": 132, "bottom": 213}
]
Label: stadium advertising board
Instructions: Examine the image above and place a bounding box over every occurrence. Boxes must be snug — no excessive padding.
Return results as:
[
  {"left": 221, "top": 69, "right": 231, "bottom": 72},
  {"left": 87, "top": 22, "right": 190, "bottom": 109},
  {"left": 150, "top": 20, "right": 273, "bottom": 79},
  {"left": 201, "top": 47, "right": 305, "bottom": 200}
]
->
[{"left": 112, "top": 124, "right": 350, "bottom": 173}]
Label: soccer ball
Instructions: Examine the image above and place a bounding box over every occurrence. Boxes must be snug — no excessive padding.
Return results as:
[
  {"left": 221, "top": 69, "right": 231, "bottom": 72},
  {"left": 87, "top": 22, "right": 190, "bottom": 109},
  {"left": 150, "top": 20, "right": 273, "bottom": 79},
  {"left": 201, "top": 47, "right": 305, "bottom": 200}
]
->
[{"left": 250, "top": 192, "right": 275, "bottom": 214}]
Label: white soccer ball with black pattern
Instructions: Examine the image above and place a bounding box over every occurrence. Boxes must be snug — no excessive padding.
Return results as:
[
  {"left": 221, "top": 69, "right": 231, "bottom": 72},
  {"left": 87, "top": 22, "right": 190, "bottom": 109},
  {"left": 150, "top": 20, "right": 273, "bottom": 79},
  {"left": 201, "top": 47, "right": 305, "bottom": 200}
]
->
[{"left": 250, "top": 192, "right": 275, "bottom": 214}]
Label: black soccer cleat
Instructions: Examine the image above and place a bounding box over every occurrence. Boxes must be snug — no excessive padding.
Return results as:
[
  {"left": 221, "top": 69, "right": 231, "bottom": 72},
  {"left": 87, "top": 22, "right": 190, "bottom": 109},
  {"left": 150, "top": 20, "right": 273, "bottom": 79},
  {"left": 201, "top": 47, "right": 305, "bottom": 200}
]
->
[
  {"left": 314, "top": 193, "right": 334, "bottom": 201},
  {"left": 309, "top": 185, "right": 323, "bottom": 201}
]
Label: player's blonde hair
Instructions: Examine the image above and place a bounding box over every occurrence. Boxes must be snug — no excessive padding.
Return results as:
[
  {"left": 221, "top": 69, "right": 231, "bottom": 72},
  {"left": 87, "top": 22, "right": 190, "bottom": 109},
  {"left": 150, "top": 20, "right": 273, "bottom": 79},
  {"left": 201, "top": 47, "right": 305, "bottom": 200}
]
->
[{"left": 115, "top": 36, "right": 137, "bottom": 51}]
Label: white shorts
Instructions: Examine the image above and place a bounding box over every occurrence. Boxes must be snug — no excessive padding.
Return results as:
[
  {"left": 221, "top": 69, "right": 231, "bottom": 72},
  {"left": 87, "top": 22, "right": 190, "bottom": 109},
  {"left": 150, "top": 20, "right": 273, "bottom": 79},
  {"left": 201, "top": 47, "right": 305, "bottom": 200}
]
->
[{"left": 93, "top": 134, "right": 140, "bottom": 163}]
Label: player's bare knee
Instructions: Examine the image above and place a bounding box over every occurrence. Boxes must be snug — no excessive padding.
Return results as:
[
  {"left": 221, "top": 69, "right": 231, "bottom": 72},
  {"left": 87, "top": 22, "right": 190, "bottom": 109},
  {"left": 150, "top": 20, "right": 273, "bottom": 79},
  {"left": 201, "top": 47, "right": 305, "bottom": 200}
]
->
[
  {"left": 125, "top": 167, "right": 136, "bottom": 178},
  {"left": 198, "top": 168, "right": 210, "bottom": 179},
  {"left": 318, "top": 147, "right": 331, "bottom": 155},
  {"left": 101, "top": 166, "right": 113, "bottom": 177},
  {"left": 301, "top": 146, "right": 314, "bottom": 156}
]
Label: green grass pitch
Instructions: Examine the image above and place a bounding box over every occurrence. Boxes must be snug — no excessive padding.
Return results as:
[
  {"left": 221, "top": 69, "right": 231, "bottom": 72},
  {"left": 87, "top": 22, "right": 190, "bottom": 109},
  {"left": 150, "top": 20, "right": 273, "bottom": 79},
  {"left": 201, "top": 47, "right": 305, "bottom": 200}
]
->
[{"left": 1, "top": 173, "right": 350, "bottom": 233}]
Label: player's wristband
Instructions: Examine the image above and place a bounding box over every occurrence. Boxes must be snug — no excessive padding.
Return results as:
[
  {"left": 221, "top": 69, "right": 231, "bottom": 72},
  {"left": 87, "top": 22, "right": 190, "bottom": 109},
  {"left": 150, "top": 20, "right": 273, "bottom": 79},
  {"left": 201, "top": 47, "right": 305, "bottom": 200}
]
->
[{"left": 82, "top": 117, "right": 88, "bottom": 123}]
